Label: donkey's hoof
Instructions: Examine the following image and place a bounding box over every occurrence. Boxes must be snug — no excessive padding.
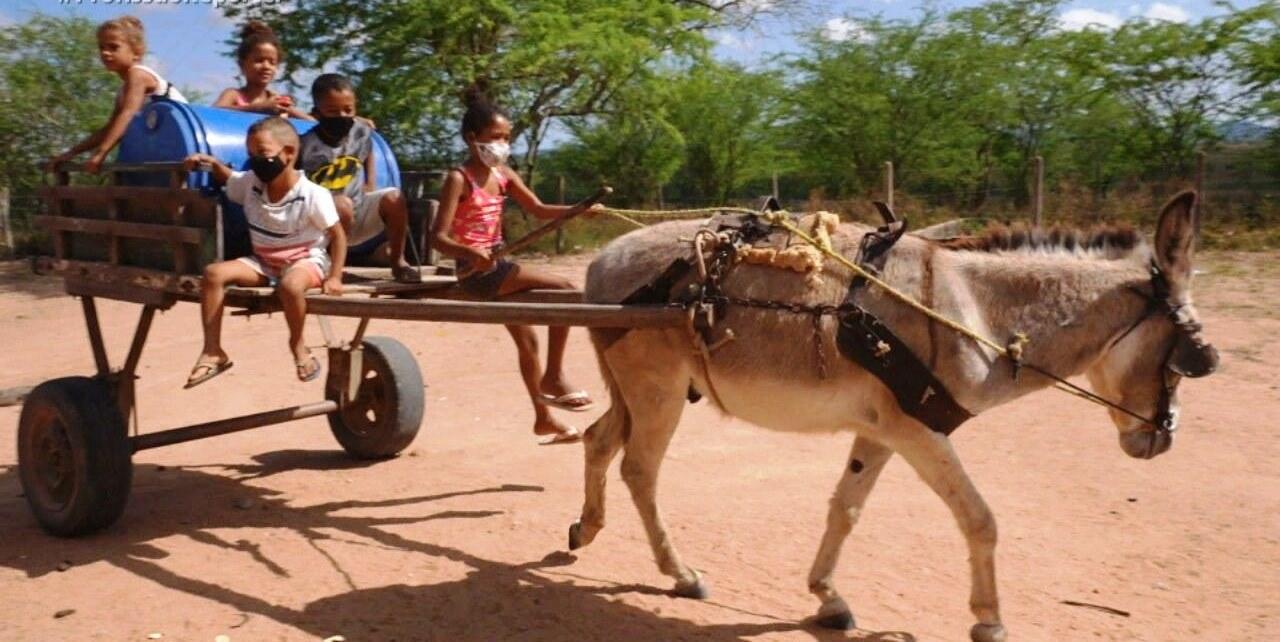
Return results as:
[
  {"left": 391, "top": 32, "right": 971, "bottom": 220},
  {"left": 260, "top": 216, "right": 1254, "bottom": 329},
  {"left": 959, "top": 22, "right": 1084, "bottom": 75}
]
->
[
  {"left": 814, "top": 609, "right": 856, "bottom": 631},
  {"left": 970, "top": 622, "right": 1007, "bottom": 642},
  {"left": 568, "top": 522, "right": 585, "bottom": 550},
  {"left": 672, "top": 578, "right": 709, "bottom": 599}
]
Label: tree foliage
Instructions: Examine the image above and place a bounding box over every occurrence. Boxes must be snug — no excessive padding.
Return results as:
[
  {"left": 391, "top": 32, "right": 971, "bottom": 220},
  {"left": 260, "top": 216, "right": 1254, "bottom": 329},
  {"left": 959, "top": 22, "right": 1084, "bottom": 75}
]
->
[{"left": 0, "top": 15, "right": 117, "bottom": 192}]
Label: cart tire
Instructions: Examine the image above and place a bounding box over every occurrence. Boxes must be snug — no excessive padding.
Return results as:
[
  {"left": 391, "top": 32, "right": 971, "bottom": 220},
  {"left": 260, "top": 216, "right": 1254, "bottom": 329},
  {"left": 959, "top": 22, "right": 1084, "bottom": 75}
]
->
[
  {"left": 326, "top": 336, "right": 423, "bottom": 459},
  {"left": 17, "top": 377, "right": 132, "bottom": 537}
]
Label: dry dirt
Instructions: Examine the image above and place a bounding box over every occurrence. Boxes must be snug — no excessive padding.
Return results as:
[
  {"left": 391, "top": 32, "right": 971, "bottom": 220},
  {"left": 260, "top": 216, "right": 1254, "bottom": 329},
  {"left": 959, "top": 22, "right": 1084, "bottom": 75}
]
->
[{"left": 1, "top": 252, "right": 1277, "bottom": 641}]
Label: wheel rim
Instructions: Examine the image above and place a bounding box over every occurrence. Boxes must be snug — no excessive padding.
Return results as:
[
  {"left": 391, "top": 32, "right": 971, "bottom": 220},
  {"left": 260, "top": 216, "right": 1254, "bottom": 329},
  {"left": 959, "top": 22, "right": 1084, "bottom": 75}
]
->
[
  {"left": 27, "top": 407, "right": 76, "bottom": 510},
  {"left": 339, "top": 353, "right": 394, "bottom": 438}
]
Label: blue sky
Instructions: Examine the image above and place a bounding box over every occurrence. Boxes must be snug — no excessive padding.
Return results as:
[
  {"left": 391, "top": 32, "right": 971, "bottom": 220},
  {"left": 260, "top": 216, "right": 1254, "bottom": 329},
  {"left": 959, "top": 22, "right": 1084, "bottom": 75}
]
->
[{"left": 0, "top": 0, "right": 1265, "bottom": 104}]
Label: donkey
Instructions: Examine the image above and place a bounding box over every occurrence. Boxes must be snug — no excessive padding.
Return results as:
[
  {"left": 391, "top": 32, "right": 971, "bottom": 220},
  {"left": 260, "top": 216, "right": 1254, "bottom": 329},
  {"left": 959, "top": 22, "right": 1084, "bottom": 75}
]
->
[{"left": 569, "top": 192, "right": 1217, "bottom": 641}]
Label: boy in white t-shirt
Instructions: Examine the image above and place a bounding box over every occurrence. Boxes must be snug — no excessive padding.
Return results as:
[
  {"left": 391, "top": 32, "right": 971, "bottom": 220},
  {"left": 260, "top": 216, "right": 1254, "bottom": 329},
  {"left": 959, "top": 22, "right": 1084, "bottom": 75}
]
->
[{"left": 182, "top": 117, "right": 347, "bottom": 388}]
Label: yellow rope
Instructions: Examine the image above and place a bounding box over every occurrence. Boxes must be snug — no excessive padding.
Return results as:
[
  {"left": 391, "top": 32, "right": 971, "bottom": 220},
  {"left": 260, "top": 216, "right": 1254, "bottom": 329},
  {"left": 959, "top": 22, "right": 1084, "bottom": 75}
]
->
[
  {"left": 761, "top": 210, "right": 1012, "bottom": 357},
  {"left": 601, "top": 209, "right": 649, "bottom": 229},
  {"left": 601, "top": 206, "right": 757, "bottom": 219}
]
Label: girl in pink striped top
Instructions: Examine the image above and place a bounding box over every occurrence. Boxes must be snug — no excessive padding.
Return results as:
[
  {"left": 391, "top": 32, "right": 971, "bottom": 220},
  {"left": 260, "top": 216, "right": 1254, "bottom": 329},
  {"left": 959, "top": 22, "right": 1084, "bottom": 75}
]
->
[{"left": 431, "top": 90, "right": 601, "bottom": 445}]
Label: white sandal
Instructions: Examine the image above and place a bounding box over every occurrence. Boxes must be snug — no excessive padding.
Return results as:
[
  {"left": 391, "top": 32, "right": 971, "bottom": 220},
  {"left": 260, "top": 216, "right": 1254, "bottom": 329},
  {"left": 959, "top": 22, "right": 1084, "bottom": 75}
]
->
[{"left": 539, "top": 391, "right": 596, "bottom": 412}]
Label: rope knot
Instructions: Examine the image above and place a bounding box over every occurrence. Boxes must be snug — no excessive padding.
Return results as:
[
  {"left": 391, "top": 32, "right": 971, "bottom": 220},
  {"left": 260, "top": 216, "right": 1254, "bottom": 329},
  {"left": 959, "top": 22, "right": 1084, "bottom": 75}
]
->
[{"left": 1006, "top": 332, "right": 1029, "bottom": 379}]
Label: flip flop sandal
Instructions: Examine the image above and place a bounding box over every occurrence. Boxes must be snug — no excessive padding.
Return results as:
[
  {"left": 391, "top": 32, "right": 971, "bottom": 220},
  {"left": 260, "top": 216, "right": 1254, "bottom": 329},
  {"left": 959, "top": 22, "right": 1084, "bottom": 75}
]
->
[
  {"left": 184, "top": 360, "right": 233, "bottom": 389},
  {"left": 392, "top": 265, "right": 423, "bottom": 284},
  {"left": 538, "top": 426, "right": 583, "bottom": 446},
  {"left": 296, "top": 354, "right": 322, "bottom": 382},
  {"left": 539, "top": 391, "right": 596, "bottom": 413}
]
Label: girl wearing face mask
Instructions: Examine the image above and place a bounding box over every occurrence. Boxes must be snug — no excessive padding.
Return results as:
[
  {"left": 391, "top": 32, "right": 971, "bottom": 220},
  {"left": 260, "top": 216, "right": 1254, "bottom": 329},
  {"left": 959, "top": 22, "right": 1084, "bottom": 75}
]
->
[
  {"left": 431, "top": 88, "right": 602, "bottom": 445},
  {"left": 213, "top": 21, "right": 312, "bottom": 120},
  {"left": 46, "top": 16, "right": 187, "bottom": 174}
]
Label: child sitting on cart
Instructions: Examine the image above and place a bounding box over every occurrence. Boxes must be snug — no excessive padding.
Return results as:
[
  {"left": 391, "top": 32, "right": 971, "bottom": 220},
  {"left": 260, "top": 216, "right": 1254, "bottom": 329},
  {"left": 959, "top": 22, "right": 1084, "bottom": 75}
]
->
[
  {"left": 430, "top": 90, "right": 599, "bottom": 445},
  {"left": 47, "top": 16, "right": 187, "bottom": 173},
  {"left": 298, "top": 74, "right": 419, "bottom": 283},
  {"left": 182, "top": 117, "right": 347, "bottom": 388},
  {"left": 212, "top": 21, "right": 312, "bottom": 120}
]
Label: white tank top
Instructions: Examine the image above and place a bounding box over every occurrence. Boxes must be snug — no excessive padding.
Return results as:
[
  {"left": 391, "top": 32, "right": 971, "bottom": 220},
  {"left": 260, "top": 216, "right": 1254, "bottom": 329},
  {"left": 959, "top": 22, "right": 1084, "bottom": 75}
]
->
[{"left": 129, "top": 64, "right": 187, "bottom": 103}]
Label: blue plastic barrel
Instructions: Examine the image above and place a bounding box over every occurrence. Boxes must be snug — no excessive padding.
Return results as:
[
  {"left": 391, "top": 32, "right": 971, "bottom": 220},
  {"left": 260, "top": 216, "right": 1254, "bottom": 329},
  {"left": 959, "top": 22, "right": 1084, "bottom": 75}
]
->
[{"left": 118, "top": 99, "right": 401, "bottom": 258}]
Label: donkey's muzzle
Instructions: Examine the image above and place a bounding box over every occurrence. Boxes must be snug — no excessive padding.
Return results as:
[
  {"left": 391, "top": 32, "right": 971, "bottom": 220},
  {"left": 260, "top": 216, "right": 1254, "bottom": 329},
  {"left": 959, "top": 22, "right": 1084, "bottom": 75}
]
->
[
  {"left": 1168, "top": 334, "right": 1219, "bottom": 378},
  {"left": 1121, "top": 428, "right": 1174, "bottom": 460}
]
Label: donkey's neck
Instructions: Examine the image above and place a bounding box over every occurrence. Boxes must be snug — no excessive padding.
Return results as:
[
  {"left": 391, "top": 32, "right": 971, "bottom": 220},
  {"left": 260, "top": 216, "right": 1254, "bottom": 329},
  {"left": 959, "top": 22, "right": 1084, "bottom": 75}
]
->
[{"left": 944, "top": 249, "right": 1153, "bottom": 409}]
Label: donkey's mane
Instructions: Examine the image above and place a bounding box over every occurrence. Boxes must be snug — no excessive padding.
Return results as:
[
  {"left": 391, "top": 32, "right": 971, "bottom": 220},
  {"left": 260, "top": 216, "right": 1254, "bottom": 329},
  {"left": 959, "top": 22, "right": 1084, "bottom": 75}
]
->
[{"left": 934, "top": 223, "right": 1144, "bottom": 259}]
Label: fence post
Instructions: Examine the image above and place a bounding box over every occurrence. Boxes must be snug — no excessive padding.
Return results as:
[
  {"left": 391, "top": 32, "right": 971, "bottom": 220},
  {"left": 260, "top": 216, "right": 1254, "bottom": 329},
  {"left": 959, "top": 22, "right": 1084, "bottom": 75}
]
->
[
  {"left": 658, "top": 183, "right": 665, "bottom": 210},
  {"left": 883, "top": 161, "right": 894, "bottom": 210},
  {"left": 555, "top": 175, "right": 565, "bottom": 254},
  {"left": 1195, "top": 149, "right": 1206, "bottom": 239},
  {"left": 771, "top": 170, "right": 779, "bottom": 202},
  {"left": 1032, "top": 155, "right": 1044, "bottom": 227},
  {"left": 0, "top": 187, "right": 11, "bottom": 252}
]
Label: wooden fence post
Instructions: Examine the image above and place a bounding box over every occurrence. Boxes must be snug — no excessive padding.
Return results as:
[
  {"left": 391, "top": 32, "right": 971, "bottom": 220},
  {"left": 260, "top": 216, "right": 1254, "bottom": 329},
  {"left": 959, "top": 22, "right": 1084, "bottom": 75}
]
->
[
  {"left": 555, "top": 175, "right": 565, "bottom": 254},
  {"left": 0, "top": 187, "right": 11, "bottom": 252},
  {"left": 883, "top": 161, "right": 894, "bottom": 210},
  {"left": 1033, "top": 155, "right": 1044, "bottom": 227},
  {"left": 1195, "top": 149, "right": 1206, "bottom": 239},
  {"left": 771, "top": 170, "right": 779, "bottom": 202}
]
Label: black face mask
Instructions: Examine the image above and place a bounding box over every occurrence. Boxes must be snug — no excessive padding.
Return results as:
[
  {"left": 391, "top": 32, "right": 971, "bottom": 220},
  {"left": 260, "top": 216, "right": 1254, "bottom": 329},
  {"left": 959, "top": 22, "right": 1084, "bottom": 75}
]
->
[
  {"left": 316, "top": 115, "right": 355, "bottom": 142},
  {"left": 248, "top": 154, "right": 287, "bottom": 183}
]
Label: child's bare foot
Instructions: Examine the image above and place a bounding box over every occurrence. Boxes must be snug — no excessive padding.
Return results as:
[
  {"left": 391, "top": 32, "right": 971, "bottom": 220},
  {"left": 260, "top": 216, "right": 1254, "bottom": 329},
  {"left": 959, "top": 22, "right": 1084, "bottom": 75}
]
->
[
  {"left": 185, "top": 351, "right": 233, "bottom": 389},
  {"left": 538, "top": 376, "right": 595, "bottom": 412},
  {"left": 533, "top": 417, "right": 581, "bottom": 445}
]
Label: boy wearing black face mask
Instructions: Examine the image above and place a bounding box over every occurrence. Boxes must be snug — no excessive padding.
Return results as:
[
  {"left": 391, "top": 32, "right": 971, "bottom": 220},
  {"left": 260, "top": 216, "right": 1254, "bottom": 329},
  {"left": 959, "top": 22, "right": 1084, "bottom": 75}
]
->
[
  {"left": 182, "top": 117, "right": 347, "bottom": 388},
  {"left": 298, "top": 73, "right": 418, "bottom": 283}
]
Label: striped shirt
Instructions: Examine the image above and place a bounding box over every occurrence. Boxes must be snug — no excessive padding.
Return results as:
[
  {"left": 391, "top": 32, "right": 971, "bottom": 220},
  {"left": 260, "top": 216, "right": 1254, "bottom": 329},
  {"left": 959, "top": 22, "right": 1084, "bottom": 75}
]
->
[{"left": 225, "top": 171, "right": 339, "bottom": 262}]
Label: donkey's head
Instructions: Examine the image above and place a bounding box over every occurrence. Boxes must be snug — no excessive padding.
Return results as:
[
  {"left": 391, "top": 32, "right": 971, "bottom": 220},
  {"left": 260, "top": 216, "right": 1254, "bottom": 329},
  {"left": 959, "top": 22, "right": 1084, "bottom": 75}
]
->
[{"left": 1085, "top": 191, "right": 1219, "bottom": 459}]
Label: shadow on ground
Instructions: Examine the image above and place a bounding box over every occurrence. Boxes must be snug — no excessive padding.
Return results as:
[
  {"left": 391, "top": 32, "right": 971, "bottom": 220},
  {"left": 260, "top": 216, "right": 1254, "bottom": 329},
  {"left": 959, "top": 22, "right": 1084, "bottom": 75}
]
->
[{"left": 0, "top": 449, "right": 916, "bottom": 641}]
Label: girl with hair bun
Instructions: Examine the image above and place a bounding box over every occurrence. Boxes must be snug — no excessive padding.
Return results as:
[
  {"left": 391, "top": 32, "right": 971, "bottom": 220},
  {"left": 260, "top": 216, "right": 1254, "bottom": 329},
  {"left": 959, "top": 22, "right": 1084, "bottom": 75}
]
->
[
  {"left": 213, "top": 21, "right": 311, "bottom": 120},
  {"left": 47, "top": 16, "right": 187, "bottom": 173},
  {"left": 431, "top": 87, "right": 603, "bottom": 445}
]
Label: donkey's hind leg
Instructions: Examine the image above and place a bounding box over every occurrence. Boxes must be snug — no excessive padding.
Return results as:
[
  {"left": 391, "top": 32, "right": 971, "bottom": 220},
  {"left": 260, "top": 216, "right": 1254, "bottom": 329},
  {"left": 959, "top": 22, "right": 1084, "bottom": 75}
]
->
[
  {"left": 808, "top": 434, "right": 894, "bottom": 630},
  {"left": 606, "top": 332, "right": 703, "bottom": 598},
  {"left": 884, "top": 424, "right": 1006, "bottom": 642},
  {"left": 569, "top": 392, "right": 627, "bottom": 550}
]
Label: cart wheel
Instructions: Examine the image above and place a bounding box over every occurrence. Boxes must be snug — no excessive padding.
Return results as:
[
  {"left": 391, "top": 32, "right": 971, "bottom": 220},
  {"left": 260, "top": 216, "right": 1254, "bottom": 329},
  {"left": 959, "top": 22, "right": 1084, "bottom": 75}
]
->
[
  {"left": 17, "top": 377, "right": 132, "bottom": 537},
  {"left": 326, "top": 336, "right": 424, "bottom": 459}
]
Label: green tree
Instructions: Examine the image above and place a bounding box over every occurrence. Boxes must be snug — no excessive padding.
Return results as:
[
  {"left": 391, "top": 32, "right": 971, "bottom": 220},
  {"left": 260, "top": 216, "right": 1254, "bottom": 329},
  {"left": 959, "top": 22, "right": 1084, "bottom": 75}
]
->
[
  {"left": 223, "top": 0, "right": 792, "bottom": 182},
  {"left": 662, "top": 63, "right": 791, "bottom": 203},
  {"left": 0, "top": 15, "right": 116, "bottom": 194}
]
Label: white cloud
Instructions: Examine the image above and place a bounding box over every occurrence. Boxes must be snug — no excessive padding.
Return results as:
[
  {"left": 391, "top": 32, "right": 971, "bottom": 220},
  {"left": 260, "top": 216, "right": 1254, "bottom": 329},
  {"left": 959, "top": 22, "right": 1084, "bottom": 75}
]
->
[
  {"left": 1144, "top": 2, "right": 1191, "bottom": 23},
  {"left": 1058, "top": 8, "right": 1124, "bottom": 31},
  {"left": 821, "top": 17, "right": 874, "bottom": 43}
]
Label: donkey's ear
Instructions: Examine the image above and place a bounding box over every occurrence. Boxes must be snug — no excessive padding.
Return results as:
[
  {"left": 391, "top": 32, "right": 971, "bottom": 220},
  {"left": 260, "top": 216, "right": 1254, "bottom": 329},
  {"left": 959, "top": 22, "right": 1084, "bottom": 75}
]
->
[{"left": 1153, "top": 190, "right": 1198, "bottom": 287}]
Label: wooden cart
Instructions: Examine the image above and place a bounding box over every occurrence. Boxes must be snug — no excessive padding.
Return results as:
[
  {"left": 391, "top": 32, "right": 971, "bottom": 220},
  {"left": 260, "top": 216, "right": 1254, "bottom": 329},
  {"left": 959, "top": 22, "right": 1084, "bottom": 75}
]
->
[{"left": 17, "top": 163, "right": 683, "bottom": 537}]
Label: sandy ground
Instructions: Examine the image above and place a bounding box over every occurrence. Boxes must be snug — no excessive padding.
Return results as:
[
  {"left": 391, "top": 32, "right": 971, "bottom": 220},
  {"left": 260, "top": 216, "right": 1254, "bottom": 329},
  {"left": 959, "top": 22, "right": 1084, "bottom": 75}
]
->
[{"left": 0, "top": 252, "right": 1277, "bottom": 642}]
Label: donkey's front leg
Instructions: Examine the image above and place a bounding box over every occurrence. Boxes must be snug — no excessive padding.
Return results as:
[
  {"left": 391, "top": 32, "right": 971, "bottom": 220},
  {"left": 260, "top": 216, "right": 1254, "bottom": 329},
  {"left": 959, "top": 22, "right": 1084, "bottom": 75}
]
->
[
  {"left": 889, "top": 427, "right": 1005, "bottom": 642},
  {"left": 808, "top": 434, "right": 894, "bottom": 630}
]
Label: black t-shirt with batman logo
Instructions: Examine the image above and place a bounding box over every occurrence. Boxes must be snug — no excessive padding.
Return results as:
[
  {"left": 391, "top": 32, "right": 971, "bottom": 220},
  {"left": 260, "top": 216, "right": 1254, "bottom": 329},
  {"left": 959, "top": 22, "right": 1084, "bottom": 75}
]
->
[{"left": 298, "top": 119, "right": 374, "bottom": 201}]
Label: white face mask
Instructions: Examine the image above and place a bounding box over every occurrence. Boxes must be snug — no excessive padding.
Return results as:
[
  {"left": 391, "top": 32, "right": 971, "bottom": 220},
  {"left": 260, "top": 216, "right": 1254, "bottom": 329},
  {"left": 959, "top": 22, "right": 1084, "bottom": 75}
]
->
[{"left": 475, "top": 140, "right": 510, "bottom": 168}]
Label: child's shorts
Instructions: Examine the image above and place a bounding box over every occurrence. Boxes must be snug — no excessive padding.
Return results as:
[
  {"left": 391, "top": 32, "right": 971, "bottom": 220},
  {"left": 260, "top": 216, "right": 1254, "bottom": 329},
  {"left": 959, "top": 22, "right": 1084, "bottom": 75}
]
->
[
  {"left": 456, "top": 246, "right": 518, "bottom": 300},
  {"left": 238, "top": 247, "right": 329, "bottom": 288},
  {"left": 348, "top": 188, "right": 399, "bottom": 247}
]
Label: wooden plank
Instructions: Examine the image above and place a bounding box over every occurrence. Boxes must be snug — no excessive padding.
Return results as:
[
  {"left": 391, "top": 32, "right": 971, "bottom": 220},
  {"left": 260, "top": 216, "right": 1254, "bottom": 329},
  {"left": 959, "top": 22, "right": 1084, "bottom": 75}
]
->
[
  {"left": 303, "top": 296, "right": 685, "bottom": 328},
  {"left": 417, "top": 287, "right": 584, "bottom": 304},
  {"left": 65, "top": 276, "right": 177, "bottom": 309},
  {"left": 40, "top": 185, "right": 211, "bottom": 210},
  {"left": 225, "top": 275, "right": 456, "bottom": 299},
  {"left": 34, "top": 215, "right": 205, "bottom": 244},
  {"left": 35, "top": 257, "right": 203, "bottom": 297}
]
